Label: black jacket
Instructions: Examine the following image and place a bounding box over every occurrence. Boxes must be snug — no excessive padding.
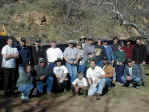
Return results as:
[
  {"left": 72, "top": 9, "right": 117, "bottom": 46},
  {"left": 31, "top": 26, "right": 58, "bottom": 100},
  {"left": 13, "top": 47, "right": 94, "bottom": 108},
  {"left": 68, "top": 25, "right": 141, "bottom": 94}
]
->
[
  {"left": 133, "top": 44, "right": 147, "bottom": 64},
  {"left": 31, "top": 46, "right": 45, "bottom": 65}
]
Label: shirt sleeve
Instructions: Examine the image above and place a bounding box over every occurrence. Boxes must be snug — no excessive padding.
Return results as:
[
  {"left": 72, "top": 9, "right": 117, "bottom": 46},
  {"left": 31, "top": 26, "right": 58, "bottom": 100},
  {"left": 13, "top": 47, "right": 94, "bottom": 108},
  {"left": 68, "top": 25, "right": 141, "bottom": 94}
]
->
[
  {"left": 63, "top": 66, "right": 68, "bottom": 74},
  {"left": 86, "top": 69, "right": 91, "bottom": 78},
  {"left": 72, "top": 79, "right": 78, "bottom": 85},
  {"left": 83, "top": 78, "right": 88, "bottom": 86},
  {"left": 1, "top": 46, "right": 7, "bottom": 55},
  {"left": 58, "top": 48, "right": 63, "bottom": 59},
  {"left": 99, "top": 67, "right": 105, "bottom": 75}
]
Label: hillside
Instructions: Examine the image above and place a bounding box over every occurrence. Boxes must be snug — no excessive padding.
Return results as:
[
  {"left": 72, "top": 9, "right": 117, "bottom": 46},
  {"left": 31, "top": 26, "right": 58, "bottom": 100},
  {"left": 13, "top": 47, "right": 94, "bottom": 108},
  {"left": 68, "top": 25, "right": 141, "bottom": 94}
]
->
[{"left": 0, "top": 0, "right": 149, "bottom": 43}]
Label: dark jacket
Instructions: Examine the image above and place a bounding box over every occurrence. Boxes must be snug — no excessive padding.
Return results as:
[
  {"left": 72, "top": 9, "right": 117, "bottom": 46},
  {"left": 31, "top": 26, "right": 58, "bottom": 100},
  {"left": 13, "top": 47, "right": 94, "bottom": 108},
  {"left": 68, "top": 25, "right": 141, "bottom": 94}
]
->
[
  {"left": 34, "top": 64, "right": 52, "bottom": 80},
  {"left": 31, "top": 46, "right": 45, "bottom": 65},
  {"left": 95, "top": 46, "right": 106, "bottom": 62},
  {"left": 133, "top": 44, "right": 147, "bottom": 64},
  {"left": 17, "top": 46, "right": 32, "bottom": 66}
]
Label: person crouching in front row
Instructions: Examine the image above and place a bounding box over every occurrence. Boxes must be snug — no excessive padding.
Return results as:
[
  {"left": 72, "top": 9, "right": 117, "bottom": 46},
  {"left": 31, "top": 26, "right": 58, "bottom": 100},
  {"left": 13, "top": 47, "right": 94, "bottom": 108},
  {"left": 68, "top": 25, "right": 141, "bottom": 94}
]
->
[
  {"left": 17, "top": 64, "right": 34, "bottom": 101},
  {"left": 87, "top": 60, "right": 106, "bottom": 100},
  {"left": 34, "top": 58, "right": 54, "bottom": 95},
  {"left": 53, "top": 59, "right": 69, "bottom": 92},
  {"left": 72, "top": 72, "right": 88, "bottom": 96},
  {"left": 121, "top": 59, "right": 142, "bottom": 88}
]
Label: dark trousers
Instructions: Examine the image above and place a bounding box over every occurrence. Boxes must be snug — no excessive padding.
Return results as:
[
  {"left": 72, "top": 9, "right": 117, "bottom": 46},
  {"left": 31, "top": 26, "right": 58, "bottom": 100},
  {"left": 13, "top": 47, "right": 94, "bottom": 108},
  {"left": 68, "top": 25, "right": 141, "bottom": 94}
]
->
[
  {"left": 115, "top": 65, "right": 125, "bottom": 83},
  {"left": 3, "top": 68, "right": 17, "bottom": 95}
]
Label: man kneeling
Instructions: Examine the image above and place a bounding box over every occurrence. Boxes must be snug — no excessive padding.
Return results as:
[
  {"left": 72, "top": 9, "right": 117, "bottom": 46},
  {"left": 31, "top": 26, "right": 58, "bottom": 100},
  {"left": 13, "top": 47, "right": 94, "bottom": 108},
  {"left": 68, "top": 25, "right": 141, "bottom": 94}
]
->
[
  {"left": 72, "top": 72, "right": 88, "bottom": 96},
  {"left": 34, "top": 58, "right": 54, "bottom": 95},
  {"left": 87, "top": 60, "right": 106, "bottom": 100},
  {"left": 121, "top": 59, "right": 142, "bottom": 88}
]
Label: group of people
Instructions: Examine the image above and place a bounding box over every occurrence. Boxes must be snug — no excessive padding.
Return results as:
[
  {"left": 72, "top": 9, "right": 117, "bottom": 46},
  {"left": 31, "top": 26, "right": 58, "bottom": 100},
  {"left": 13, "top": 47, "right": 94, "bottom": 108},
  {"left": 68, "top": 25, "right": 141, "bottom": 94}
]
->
[{"left": 1, "top": 36, "right": 147, "bottom": 100}]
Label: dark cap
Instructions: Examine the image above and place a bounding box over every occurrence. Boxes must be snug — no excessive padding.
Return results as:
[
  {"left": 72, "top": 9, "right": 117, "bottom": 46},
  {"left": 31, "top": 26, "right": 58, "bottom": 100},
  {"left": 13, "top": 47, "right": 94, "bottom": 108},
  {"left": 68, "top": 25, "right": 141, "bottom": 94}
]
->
[
  {"left": 113, "top": 36, "right": 119, "bottom": 40},
  {"left": 103, "top": 40, "right": 108, "bottom": 43},
  {"left": 20, "top": 38, "right": 26, "bottom": 43},
  {"left": 55, "top": 58, "right": 62, "bottom": 63},
  {"left": 35, "top": 39, "right": 41, "bottom": 43},
  {"left": 39, "top": 58, "right": 46, "bottom": 63},
  {"left": 67, "top": 40, "right": 75, "bottom": 44},
  {"left": 88, "top": 37, "right": 93, "bottom": 41}
]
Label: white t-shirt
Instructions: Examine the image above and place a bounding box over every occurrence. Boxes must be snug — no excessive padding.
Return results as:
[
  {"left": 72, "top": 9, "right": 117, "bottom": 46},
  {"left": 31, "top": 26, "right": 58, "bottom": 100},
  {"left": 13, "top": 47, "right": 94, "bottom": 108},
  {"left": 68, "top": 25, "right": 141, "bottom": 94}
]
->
[
  {"left": 53, "top": 65, "right": 68, "bottom": 79},
  {"left": 46, "top": 47, "right": 63, "bottom": 63},
  {"left": 72, "top": 77, "right": 88, "bottom": 87},
  {"left": 1, "top": 45, "right": 18, "bottom": 68},
  {"left": 87, "top": 66, "right": 105, "bottom": 83}
]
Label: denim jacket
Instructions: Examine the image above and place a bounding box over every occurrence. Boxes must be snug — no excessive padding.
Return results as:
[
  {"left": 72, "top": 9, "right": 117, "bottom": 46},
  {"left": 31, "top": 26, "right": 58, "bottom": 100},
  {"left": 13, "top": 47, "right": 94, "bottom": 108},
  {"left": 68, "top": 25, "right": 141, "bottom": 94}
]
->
[{"left": 124, "top": 64, "right": 141, "bottom": 78}]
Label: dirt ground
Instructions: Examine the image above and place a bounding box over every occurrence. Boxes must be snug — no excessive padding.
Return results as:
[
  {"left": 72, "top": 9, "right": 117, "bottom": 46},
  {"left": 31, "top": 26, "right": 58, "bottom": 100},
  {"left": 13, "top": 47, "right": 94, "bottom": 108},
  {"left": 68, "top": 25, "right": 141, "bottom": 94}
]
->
[
  {"left": 0, "top": 65, "right": 149, "bottom": 112},
  {"left": 0, "top": 85, "right": 149, "bottom": 112}
]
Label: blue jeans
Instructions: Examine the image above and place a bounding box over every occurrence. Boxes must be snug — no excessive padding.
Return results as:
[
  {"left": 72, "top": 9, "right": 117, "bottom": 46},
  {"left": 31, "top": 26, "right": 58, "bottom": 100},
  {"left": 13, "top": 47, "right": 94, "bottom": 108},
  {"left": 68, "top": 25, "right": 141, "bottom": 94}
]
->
[
  {"left": 66, "top": 63, "right": 77, "bottom": 83},
  {"left": 88, "top": 79, "right": 105, "bottom": 96},
  {"left": 18, "top": 84, "right": 33, "bottom": 97},
  {"left": 115, "top": 65, "right": 125, "bottom": 83},
  {"left": 121, "top": 75, "right": 141, "bottom": 86},
  {"left": 18, "top": 66, "right": 25, "bottom": 77},
  {"left": 105, "top": 78, "right": 112, "bottom": 88},
  {"left": 37, "top": 77, "right": 54, "bottom": 94},
  {"left": 48, "top": 62, "right": 56, "bottom": 74},
  {"left": 78, "top": 64, "right": 86, "bottom": 76},
  {"left": 97, "top": 61, "right": 103, "bottom": 67}
]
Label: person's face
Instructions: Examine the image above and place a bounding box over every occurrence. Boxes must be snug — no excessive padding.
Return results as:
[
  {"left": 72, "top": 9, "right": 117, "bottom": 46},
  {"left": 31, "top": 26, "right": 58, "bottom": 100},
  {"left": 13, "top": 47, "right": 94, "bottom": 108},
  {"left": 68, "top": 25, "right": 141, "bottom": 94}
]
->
[
  {"left": 128, "top": 62, "right": 133, "bottom": 67},
  {"left": 56, "top": 61, "right": 61, "bottom": 66},
  {"left": 104, "top": 42, "right": 108, "bottom": 45},
  {"left": 78, "top": 75, "right": 83, "bottom": 80},
  {"left": 7, "top": 39, "right": 13, "bottom": 46},
  {"left": 69, "top": 43, "right": 73, "bottom": 48},
  {"left": 88, "top": 40, "right": 93, "bottom": 45},
  {"left": 51, "top": 42, "right": 56, "bottom": 48},
  {"left": 88, "top": 54, "right": 93, "bottom": 58},
  {"left": 77, "top": 45, "right": 82, "bottom": 49},
  {"left": 114, "top": 39, "right": 118, "bottom": 44},
  {"left": 26, "top": 66, "right": 32, "bottom": 73},
  {"left": 20, "top": 41, "right": 25, "bottom": 46},
  {"left": 98, "top": 40, "right": 102, "bottom": 46},
  {"left": 103, "top": 60, "right": 108, "bottom": 64},
  {"left": 127, "top": 41, "right": 131, "bottom": 45},
  {"left": 90, "top": 61, "right": 96, "bottom": 68},
  {"left": 137, "top": 39, "right": 142, "bottom": 45},
  {"left": 40, "top": 62, "right": 46, "bottom": 67},
  {"left": 35, "top": 42, "right": 40, "bottom": 46}
]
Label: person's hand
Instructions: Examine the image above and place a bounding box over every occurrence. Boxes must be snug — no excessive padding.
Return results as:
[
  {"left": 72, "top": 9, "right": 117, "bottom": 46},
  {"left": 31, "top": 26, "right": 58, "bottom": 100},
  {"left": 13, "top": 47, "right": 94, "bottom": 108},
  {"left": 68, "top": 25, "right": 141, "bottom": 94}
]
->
[
  {"left": 126, "top": 76, "right": 132, "bottom": 81},
  {"left": 143, "top": 61, "right": 146, "bottom": 65},
  {"left": 112, "top": 60, "right": 114, "bottom": 65},
  {"left": 40, "top": 76, "right": 45, "bottom": 80},
  {"left": 132, "top": 61, "right": 135, "bottom": 64}
]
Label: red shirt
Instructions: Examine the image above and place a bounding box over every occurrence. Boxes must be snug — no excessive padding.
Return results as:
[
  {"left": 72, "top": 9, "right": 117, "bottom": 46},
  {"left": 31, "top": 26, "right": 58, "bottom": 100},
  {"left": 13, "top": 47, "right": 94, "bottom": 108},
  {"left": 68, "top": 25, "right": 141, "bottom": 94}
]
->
[{"left": 122, "top": 45, "right": 134, "bottom": 59}]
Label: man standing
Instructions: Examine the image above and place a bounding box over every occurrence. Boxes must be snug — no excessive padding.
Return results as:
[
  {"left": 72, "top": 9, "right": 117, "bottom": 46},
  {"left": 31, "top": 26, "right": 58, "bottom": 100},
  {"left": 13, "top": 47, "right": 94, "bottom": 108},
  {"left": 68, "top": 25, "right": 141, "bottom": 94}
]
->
[
  {"left": 31, "top": 39, "right": 44, "bottom": 66},
  {"left": 83, "top": 38, "right": 95, "bottom": 61},
  {"left": 17, "top": 38, "right": 32, "bottom": 79},
  {"left": 103, "top": 40, "right": 114, "bottom": 65},
  {"left": 133, "top": 38, "right": 147, "bottom": 86},
  {"left": 87, "top": 60, "right": 105, "bottom": 100},
  {"left": 46, "top": 41, "right": 63, "bottom": 72},
  {"left": 1, "top": 37, "right": 19, "bottom": 97},
  {"left": 95, "top": 39, "right": 106, "bottom": 66},
  {"left": 63, "top": 40, "right": 78, "bottom": 83}
]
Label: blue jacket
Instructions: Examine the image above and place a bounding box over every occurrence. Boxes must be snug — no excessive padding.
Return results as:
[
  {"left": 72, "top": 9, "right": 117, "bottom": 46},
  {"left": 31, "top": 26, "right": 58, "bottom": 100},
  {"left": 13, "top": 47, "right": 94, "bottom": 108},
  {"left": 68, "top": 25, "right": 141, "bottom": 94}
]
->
[
  {"left": 103, "top": 45, "right": 114, "bottom": 64},
  {"left": 124, "top": 64, "right": 141, "bottom": 78},
  {"left": 18, "top": 46, "right": 32, "bottom": 66}
]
